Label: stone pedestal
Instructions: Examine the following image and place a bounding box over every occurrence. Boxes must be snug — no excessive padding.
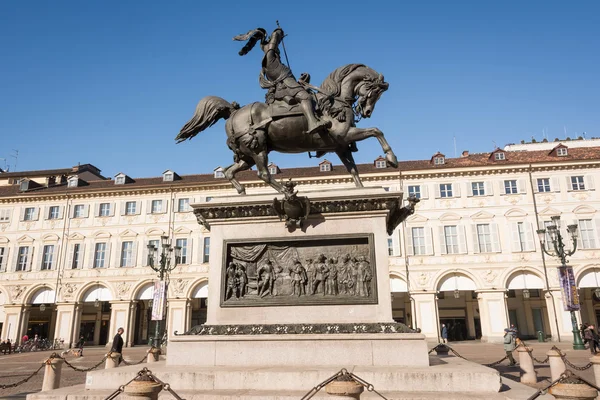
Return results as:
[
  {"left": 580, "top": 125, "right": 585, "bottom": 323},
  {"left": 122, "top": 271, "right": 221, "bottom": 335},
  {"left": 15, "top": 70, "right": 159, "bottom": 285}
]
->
[
  {"left": 516, "top": 347, "right": 537, "bottom": 384},
  {"left": 590, "top": 355, "right": 600, "bottom": 387},
  {"left": 547, "top": 349, "right": 566, "bottom": 381},
  {"left": 147, "top": 347, "right": 160, "bottom": 363},
  {"left": 105, "top": 352, "right": 121, "bottom": 369},
  {"left": 122, "top": 378, "right": 163, "bottom": 400},
  {"left": 549, "top": 383, "right": 598, "bottom": 400},
  {"left": 325, "top": 380, "right": 364, "bottom": 399}
]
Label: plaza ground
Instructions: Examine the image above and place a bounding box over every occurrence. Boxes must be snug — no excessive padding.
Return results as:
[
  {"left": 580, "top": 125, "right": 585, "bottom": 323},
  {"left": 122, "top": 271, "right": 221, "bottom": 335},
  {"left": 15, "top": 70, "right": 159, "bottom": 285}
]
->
[{"left": 0, "top": 341, "right": 598, "bottom": 399}]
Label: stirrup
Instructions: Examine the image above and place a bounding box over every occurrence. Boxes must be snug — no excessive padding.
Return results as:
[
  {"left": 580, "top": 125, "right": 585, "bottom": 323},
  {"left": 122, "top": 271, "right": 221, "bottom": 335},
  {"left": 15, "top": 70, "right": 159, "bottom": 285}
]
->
[{"left": 305, "top": 120, "right": 331, "bottom": 135}]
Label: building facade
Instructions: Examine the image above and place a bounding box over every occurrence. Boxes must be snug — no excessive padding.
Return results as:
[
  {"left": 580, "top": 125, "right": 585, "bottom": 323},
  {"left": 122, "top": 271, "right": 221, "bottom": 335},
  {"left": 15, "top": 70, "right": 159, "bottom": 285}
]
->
[{"left": 1, "top": 141, "right": 600, "bottom": 346}]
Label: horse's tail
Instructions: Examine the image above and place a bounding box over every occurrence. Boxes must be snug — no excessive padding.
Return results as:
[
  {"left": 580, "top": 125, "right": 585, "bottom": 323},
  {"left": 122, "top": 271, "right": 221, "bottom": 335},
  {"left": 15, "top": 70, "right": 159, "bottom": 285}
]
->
[{"left": 176, "top": 96, "right": 240, "bottom": 143}]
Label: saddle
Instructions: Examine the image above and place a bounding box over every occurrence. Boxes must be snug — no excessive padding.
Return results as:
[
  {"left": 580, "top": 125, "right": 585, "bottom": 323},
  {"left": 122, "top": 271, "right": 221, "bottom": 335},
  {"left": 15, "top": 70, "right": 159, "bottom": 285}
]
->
[{"left": 268, "top": 101, "right": 304, "bottom": 119}]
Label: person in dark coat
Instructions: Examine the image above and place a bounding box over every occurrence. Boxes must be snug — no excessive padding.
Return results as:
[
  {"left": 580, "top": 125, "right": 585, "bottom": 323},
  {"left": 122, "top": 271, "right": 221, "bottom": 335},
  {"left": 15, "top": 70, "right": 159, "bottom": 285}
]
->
[
  {"left": 110, "top": 327, "right": 125, "bottom": 365},
  {"left": 441, "top": 324, "right": 448, "bottom": 344},
  {"left": 77, "top": 335, "right": 85, "bottom": 356}
]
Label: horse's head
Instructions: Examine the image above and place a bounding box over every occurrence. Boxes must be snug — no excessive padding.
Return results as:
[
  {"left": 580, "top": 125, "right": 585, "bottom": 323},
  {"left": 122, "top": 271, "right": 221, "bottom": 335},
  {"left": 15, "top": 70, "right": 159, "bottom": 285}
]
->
[{"left": 355, "top": 70, "right": 389, "bottom": 119}]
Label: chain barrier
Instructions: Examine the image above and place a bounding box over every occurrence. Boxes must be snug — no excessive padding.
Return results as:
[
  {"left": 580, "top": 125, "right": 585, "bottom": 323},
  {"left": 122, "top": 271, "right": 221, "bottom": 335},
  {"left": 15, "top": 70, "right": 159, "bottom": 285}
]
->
[
  {"left": 120, "top": 353, "right": 149, "bottom": 366},
  {"left": 300, "top": 368, "right": 388, "bottom": 400},
  {"left": 59, "top": 352, "right": 110, "bottom": 372},
  {"left": 0, "top": 363, "right": 45, "bottom": 390},
  {"left": 104, "top": 367, "right": 185, "bottom": 400},
  {"left": 544, "top": 345, "right": 594, "bottom": 371},
  {"left": 527, "top": 369, "right": 600, "bottom": 400}
]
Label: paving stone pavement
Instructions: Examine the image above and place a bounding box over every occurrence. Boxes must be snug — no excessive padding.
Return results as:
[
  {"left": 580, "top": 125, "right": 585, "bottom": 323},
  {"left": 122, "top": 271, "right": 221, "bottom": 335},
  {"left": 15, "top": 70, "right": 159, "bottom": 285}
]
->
[
  {"left": 0, "top": 346, "right": 151, "bottom": 399},
  {"left": 1, "top": 341, "right": 598, "bottom": 399}
]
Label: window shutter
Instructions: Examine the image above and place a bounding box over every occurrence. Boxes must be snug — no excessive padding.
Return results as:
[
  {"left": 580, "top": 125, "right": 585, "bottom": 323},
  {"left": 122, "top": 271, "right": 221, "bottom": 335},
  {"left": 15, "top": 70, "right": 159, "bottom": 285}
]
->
[
  {"left": 115, "top": 240, "right": 122, "bottom": 267},
  {"left": 524, "top": 222, "right": 535, "bottom": 251},
  {"left": 510, "top": 223, "right": 521, "bottom": 252},
  {"left": 146, "top": 200, "right": 153, "bottom": 214},
  {"left": 498, "top": 180, "right": 505, "bottom": 195},
  {"left": 551, "top": 177, "right": 560, "bottom": 192},
  {"left": 419, "top": 185, "right": 428, "bottom": 199},
  {"left": 82, "top": 205, "right": 89, "bottom": 218},
  {"left": 106, "top": 241, "right": 113, "bottom": 268},
  {"left": 566, "top": 177, "right": 574, "bottom": 191},
  {"left": 518, "top": 179, "right": 527, "bottom": 194},
  {"left": 594, "top": 219, "right": 600, "bottom": 249},
  {"left": 467, "top": 183, "right": 474, "bottom": 197},
  {"left": 458, "top": 225, "right": 467, "bottom": 254},
  {"left": 424, "top": 227, "right": 434, "bottom": 255},
  {"left": 69, "top": 205, "right": 75, "bottom": 219},
  {"left": 31, "top": 246, "right": 39, "bottom": 271},
  {"left": 58, "top": 206, "right": 64, "bottom": 219},
  {"left": 490, "top": 223, "right": 501, "bottom": 252},
  {"left": 87, "top": 242, "right": 96, "bottom": 268},
  {"left": 483, "top": 181, "right": 493, "bottom": 196},
  {"left": 533, "top": 180, "right": 539, "bottom": 193},
  {"left": 142, "top": 243, "right": 149, "bottom": 267},
  {"left": 438, "top": 226, "right": 447, "bottom": 255},
  {"left": 163, "top": 200, "right": 169, "bottom": 214},
  {"left": 406, "top": 227, "right": 414, "bottom": 256},
  {"left": 586, "top": 175, "right": 596, "bottom": 190},
  {"left": 393, "top": 232, "right": 401, "bottom": 256},
  {"left": 453, "top": 183, "right": 461, "bottom": 197},
  {"left": 94, "top": 203, "right": 100, "bottom": 217},
  {"left": 12, "top": 245, "right": 18, "bottom": 271},
  {"left": 19, "top": 208, "right": 25, "bottom": 221},
  {"left": 120, "top": 202, "right": 126, "bottom": 216},
  {"left": 1, "top": 247, "right": 9, "bottom": 271},
  {"left": 52, "top": 245, "right": 59, "bottom": 270},
  {"left": 471, "top": 225, "right": 480, "bottom": 254},
  {"left": 43, "top": 206, "right": 48, "bottom": 220},
  {"left": 187, "top": 237, "right": 194, "bottom": 264},
  {"left": 33, "top": 207, "right": 40, "bottom": 221},
  {"left": 136, "top": 201, "right": 142, "bottom": 215},
  {"left": 67, "top": 244, "right": 74, "bottom": 270},
  {"left": 435, "top": 185, "right": 441, "bottom": 199},
  {"left": 131, "top": 241, "right": 138, "bottom": 267}
]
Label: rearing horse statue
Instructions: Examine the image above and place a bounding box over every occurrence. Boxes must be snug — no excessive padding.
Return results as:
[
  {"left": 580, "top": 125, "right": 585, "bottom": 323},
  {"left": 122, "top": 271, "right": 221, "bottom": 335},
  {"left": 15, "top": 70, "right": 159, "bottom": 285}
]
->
[{"left": 176, "top": 37, "right": 398, "bottom": 195}]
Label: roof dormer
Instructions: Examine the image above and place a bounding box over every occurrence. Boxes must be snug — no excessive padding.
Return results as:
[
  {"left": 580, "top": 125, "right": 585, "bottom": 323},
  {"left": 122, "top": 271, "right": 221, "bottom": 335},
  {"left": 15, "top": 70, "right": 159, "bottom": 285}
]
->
[
  {"left": 430, "top": 152, "right": 445, "bottom": 166},
  {"left": 67, "top": 175, "right": 87, "bottom": 188},
  {"left": 213, "top": 167, "right": 225, "bottom": 179},
  {"left": 162, "top": 169, "right": 180, "bottom": 182},
  {"left": 19, "top": 178, "right": 32, "bottom": 192},
  {"left": 319, "top": 159, "right": 332, "bottom": 172},
  {"left": 549, "top": 144, "right": 569, "bottom": 157},
  {"left": 490, "top": 148, "right": 507, "bottom": 161},
  {"left": 267, "top": 163, "right": 280, "bottom": 175},
  {"left": 114, "top": 172, "right": 133, "bottom": 185},
  {"left": 374, "top": 156, "right": 387, "bottom": 169}
]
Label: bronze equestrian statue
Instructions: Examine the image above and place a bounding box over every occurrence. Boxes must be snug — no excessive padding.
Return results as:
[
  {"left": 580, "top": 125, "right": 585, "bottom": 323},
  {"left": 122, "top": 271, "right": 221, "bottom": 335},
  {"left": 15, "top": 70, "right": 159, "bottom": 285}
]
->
[{"left": 176, "top": 26, "right": 398, "bottom": 195}]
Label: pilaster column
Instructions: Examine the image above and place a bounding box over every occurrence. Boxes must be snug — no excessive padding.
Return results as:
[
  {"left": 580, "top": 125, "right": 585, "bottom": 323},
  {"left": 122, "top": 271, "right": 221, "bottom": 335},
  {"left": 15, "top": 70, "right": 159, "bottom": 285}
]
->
[
  {"left": 477, "top": 290, "right": 509, "bottom": 343},
  {"left": 108, "top": 300, "right": 134, "bottom": 348},
  {"left": 126, "top": 301, "right": 137, "bottom": 347},
  {"left": 410, "top": 292, "right": 439, "bottom": 339},
  {"left": 70, "top": 304, "right": 83, "bottom": 348},
  {"left": 53, "top": 303, "right": 78, "bottom": 349},
  {"left": 545, "top": 289, "right": 580, "bottom": 342},
  {"left": 167, "top": 299, "right": 189, "bottom": 337},
  {"left": 1, "top": 305, "right": 29, "bottom": 343}
]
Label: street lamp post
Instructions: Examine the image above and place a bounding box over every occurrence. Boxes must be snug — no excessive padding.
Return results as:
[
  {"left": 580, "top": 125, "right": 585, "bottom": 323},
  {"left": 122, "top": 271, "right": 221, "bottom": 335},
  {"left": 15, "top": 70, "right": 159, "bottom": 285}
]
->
[
  {"left": 147, "top": 235, "right": 181, "bottom": 349},
  {"left": 536, "top": 215, "right": 585, "bottom": 350}
]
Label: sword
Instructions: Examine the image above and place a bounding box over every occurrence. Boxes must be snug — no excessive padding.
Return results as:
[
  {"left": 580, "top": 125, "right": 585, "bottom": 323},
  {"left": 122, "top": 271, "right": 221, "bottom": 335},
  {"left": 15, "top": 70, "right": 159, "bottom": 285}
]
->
[{"left": 276, "top": 20, "right": 291, "bottom": 70}]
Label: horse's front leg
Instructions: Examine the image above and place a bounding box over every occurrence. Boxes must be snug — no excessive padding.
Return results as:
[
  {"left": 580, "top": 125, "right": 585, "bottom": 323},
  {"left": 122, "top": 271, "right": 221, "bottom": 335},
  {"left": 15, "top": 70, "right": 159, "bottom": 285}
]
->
[
  {"left": 254, "top": 150, "right": 286, "bottom": 194},
  {"left": 346, "top": 127, "right": 398, "bottom": 168},
  {"left": 336, "top": 148, "right": 363, "bottom": 188}
]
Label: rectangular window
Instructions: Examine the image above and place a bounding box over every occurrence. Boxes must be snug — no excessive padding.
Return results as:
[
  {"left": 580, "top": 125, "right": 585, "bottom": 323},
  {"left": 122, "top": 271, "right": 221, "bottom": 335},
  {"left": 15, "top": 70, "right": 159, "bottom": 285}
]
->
[
  {"left": 443, "top": 225, "right": 459, "bottom": 254},
  {"left": 0, "top": 247, "right": 6, "bottom": 271},
  {"left": 203, "top": 237, "right": 210, "bottom": 263},
  {"left": 0, "top": 209, "right": 10, "bottom": 222},
  {"left": 440, "top": 183, "right": 453, "bottom": 198},
  {"left": 73, "top": 204, "right": 85, "bottom": 218},
  {"left": 99, "top": 203, "right": 111, "bottom": 217},
  {"left": 571, "top": 176, "right": 585, "bottom": 191},
  {"left": 504, "top": 180, "right": 518, "bottom": 194},
  {"left": 407, "top": 185, "right": 421, "bottom": 199},
  {"left": 48, "top": 206, "right": 59, "bottom": 220},
  {"left": 41, "top": 245, "right": 55, "bottom": 270},
  {"left": 121, "top": 241, "right": 134, "bottom": 267},
  {"left": 147, "top": 239, "right": 159, "bottom": 266},
  {"left": 472, "top": 182, "right": 485, "bottom": 196},
  {"left": 176, "top": 238, "right": 188, "bottom": 264},
  {"left": 125, "top": 201, "right": 137, "bottom": 215},
  {"left": 387, "top": 238, "right": 394, "bottom": 256},
  {"left": 537, "top": 178, "right": 551, "bottom": 193},
  {"left": 16, "top": 246, "right": 29, "bottom": 271},
  {"left": 579, "top": 219, "right": 596, "bottom": 249},
  {"left": 411, "top": 227, "right": 426, "bottom": 255},
  {"left": 476, "top": 224, "right": 493, "bottom": 253},
  {"left": 94, "top": 243, "right": 107, "bottom": 268},
  {"left": 178, "top": 198, "right": 190, "bottom": 212},
  {"left": 516, "top": 222, "right": 527, "bottom": 252},
  {"left": 151, "top": 200, "right": 163, "bottom": 214},
  {"left": 72, "top": 243, "right": 81, "bottom": 269},
  {"left": 24, "top": 207, "right": 35, "bottom": 221}
]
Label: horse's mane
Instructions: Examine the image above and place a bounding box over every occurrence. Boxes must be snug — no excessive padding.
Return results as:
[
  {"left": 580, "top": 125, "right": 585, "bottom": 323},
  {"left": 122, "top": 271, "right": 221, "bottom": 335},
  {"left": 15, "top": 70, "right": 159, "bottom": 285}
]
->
[{"left": 319, "top": 64, "right": 367, "bottom": 98}]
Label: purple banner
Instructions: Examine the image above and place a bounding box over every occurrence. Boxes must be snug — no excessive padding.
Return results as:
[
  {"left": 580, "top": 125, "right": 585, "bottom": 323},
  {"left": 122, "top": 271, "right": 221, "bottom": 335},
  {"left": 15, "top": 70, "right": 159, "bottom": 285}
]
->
[
  {"left": 151, "top": 281, "right": 167, "bottom": 321},
  {"left": 558, "top": 265, "right": 580, "bottom": 311}
]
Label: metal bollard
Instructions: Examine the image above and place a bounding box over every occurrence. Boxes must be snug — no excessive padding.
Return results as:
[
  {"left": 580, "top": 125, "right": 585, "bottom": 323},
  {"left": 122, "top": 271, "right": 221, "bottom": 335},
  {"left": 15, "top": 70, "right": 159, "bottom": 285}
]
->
[
  {"left": 547, "top": 348, "right": 566, "bottom": 382},
  {"left": 41, "top": 356, "right": 64, "bottom": 391},
  {"left": 147, "top": 347, "right": 161, "bottom": 363},
  {"left": 590, "top": 355, "right": 600, "bottom": 387},
  {"left": 122, "top": 375, "right": 163, "bottom": 400},
  {"left": 549, "top": 382, "right": 598, "bottom": 400},
  {"left": 516, "top": 346, "right": 537, "bottom": 384},
  {"left": 105, "top": 352, "right": 121, "bottom": 369},
  {"left": 325, "top": 378, "right": 364, "bottom": 399}
]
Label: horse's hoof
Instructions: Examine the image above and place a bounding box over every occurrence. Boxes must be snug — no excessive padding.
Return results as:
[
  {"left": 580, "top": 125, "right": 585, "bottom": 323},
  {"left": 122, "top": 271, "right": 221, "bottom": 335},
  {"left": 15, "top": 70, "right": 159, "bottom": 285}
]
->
[{"left": 386, "top": 153, "right": 398, "bottom": 168}]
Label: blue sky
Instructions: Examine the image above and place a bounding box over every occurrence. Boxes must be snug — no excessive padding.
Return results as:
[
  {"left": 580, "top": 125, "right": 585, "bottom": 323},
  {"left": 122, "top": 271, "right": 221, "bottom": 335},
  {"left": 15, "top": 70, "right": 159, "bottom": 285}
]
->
[{"left": 1, "top": 1, "right": 598, "bottom": 178}]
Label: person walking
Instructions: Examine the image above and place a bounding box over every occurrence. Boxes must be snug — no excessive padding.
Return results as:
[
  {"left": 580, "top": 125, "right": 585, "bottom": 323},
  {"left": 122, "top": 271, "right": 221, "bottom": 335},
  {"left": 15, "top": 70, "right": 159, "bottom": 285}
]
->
[
  {"left": 441, "top": 323, "right": 448, "bottom": 344},
  {"left": 503, "top": 328, "right": 517, "bottom": 366},
  {"left": 110, "top": 327, "right": 125, "bottom": 365},
  {"left": 77, "top": 335, "right": 85, "bottom": 356}
]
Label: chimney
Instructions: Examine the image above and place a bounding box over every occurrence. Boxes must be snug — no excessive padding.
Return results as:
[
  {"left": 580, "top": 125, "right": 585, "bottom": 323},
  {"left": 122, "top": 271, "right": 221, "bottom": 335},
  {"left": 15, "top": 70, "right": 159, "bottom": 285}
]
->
[{"left": 461, "top": 150, "right": 469, "bottom": 157}]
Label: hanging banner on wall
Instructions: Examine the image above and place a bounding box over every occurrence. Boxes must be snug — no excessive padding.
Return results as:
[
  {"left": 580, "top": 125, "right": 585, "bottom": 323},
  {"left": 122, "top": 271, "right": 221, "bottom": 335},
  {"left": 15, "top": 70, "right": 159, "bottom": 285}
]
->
[
  {"left": 558, "top": 265, "right": 580, "bottom": 311},
  {"left": 151, "top": 281, "right": 168, "bottom": 321}
]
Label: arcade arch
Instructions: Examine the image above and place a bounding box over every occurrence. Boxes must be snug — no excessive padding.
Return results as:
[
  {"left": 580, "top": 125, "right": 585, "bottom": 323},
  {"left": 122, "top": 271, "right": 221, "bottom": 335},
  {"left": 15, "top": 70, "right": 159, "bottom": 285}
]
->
[
  {"left": 389, "top": 275, "right": 409, "bottom": 325},
  {"left": 504, "top": 270, "right": 550, "bottom": 339},
  {"left": 436, "top": 273, "right": 480, "bottom": 341},
  {"left": 577, "top": 267, "right": 600, "bottom": 328},
  {"left": 25, "top": 287, "right": 57, "bottom": 340},
  {"left": 190, "top": 281, "right": 208, "bottom": 328},
  {"left": 79, "top": 284, "right": 114, "bottom": 345},
  {"left": 131, "top": 282, "right": 156, "bottom": 345}
]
